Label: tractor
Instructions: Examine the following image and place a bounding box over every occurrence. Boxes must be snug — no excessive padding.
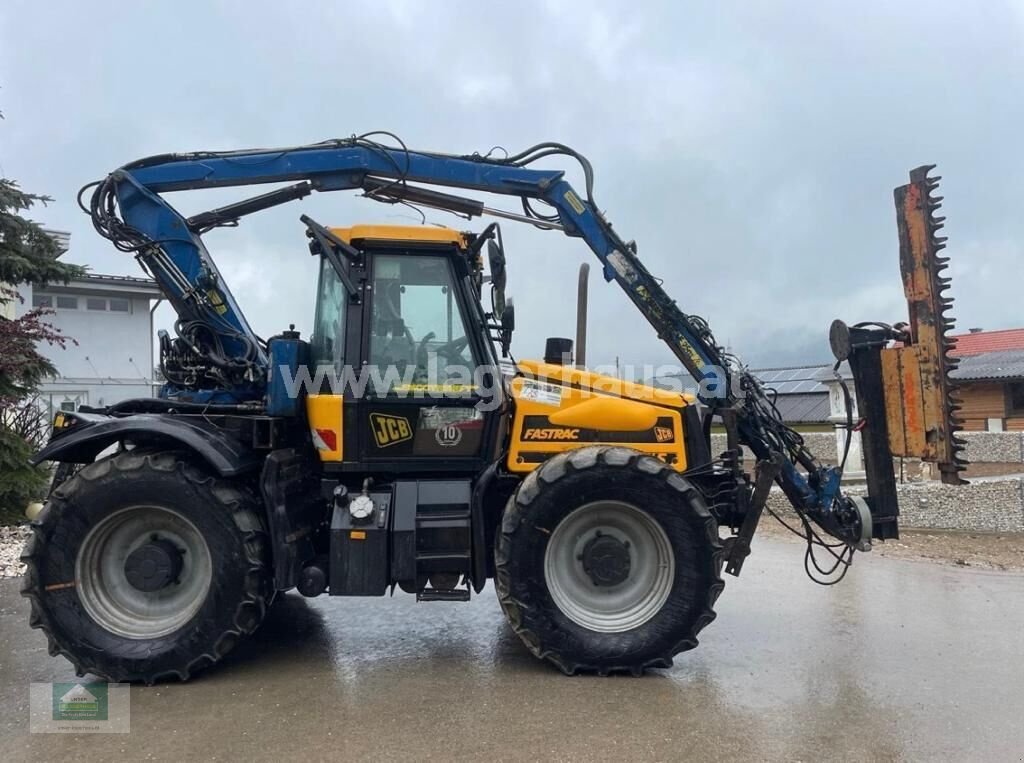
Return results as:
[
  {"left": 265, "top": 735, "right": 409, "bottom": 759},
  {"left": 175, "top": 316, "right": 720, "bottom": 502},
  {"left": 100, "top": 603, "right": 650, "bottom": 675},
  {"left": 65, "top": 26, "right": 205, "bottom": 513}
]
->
[{"left": 22, "top": 136, "right": 963, "bottom": 681}]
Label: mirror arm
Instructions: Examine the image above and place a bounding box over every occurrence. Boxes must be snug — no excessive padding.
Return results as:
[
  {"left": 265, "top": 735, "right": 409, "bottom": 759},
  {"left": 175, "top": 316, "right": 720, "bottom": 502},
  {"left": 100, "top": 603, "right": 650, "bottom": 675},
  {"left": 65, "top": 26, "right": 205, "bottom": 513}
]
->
[{"left": 467, "top": 222, "right": 500, "bottom": 259}]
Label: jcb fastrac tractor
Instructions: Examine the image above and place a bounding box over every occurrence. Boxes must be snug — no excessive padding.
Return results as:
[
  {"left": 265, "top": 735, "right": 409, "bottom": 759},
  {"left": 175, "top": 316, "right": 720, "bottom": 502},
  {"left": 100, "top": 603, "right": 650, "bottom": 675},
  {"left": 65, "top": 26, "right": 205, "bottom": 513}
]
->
[{"left": 23, "top": 136, "right": 964, "bottom": 682}]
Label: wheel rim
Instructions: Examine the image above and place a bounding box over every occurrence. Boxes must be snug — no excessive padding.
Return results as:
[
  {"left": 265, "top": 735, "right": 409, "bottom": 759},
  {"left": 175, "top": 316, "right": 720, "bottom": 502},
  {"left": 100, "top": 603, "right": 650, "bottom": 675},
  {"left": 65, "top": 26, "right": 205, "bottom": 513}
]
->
[
  {"left": 75, "top": 506, "right": 213, "bottom": 639},
  {"left": 543, "top": 500, "right": 675, "bottom": 633}
]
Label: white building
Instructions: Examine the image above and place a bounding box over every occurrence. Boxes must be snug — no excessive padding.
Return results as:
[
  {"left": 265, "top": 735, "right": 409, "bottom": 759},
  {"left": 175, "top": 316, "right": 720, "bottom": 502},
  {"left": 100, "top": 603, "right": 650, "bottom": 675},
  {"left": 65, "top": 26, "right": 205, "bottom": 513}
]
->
[{"left": 16, "top": 270, "right": 161, "bottom": 414}]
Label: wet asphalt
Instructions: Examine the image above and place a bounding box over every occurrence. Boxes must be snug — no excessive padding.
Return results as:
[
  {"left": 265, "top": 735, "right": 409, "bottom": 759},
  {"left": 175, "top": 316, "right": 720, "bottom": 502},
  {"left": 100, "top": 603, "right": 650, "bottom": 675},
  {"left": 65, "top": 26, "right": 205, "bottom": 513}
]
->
[{"left": 1, "top": 536, "right": 1022, "bottom": 762}]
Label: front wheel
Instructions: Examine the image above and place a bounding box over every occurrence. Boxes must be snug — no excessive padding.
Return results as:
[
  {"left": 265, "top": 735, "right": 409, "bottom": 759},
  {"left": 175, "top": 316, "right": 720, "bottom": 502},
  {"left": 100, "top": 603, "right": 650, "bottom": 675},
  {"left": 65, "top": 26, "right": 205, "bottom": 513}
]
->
[
  {"left": 495, "top": 446, "right": 724, "bottom": 675},
  {"left": 21, "top": 450, "right": 271, "bottom": 683}
]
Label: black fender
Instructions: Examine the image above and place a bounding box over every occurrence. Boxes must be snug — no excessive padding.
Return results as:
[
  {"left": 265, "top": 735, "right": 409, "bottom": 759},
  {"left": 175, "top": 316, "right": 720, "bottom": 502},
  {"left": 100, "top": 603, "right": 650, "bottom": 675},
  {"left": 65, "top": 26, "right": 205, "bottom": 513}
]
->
[{"left": 31, "top": 412, "right": 262, "bottom": 477}]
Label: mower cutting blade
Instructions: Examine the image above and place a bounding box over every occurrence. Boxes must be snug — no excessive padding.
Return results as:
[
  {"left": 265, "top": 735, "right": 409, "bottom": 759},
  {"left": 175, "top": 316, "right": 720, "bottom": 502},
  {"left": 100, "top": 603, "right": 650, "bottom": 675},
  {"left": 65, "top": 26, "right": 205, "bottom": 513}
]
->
[{"left": 883, "top": 166, "right": 967, "bottom": 484}]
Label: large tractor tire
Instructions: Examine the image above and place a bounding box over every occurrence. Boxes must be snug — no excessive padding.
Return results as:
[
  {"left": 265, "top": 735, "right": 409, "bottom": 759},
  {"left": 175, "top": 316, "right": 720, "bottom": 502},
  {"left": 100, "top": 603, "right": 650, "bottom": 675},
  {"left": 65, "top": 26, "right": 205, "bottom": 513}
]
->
[
  {"left": 495, "top": 445, "right": 724, "bottom": 675},
  {"left": 21, "top": 450, "right": 271, "bottom": 684}
]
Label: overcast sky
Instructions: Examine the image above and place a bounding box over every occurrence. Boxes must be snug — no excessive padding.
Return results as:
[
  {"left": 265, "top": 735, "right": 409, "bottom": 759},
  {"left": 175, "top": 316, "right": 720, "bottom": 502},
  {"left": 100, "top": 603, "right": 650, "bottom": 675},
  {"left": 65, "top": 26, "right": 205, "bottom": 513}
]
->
[{"left": 2, "top": 1, "right": 1022, "bottom": 374}]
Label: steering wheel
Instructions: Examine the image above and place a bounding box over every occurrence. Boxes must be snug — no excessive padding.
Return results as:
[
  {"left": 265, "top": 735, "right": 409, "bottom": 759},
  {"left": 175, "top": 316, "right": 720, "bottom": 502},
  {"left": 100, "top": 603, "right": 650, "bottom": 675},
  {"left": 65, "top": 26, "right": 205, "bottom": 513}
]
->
[{"left": 416, "top": 333, "right": 471, "bottom": 369}]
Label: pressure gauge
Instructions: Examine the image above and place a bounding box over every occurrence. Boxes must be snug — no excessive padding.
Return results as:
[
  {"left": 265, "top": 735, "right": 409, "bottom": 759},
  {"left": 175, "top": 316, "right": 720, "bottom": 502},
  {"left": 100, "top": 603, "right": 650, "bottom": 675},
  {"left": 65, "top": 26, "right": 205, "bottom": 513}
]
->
[{"left": 349, "top": 495, "right": 375, "bottom": 523}]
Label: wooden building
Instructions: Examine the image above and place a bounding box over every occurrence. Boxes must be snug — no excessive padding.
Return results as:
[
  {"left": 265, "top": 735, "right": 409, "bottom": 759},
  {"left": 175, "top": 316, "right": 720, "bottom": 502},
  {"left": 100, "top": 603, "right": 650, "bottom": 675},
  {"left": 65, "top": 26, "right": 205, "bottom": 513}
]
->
[
  {"left": 951, "top": 328, "right": 1024, "bottom": 432},
  {"left": 651, "top": 328, "right": 1024, "bottom": 434}
]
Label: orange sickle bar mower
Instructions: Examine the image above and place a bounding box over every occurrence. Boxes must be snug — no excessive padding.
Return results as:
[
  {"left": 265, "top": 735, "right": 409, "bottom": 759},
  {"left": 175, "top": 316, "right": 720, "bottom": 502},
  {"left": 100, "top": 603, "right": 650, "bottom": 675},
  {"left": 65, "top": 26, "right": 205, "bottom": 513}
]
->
[{"left": 831, "top": 166, "right": 967, "bottom": 540}]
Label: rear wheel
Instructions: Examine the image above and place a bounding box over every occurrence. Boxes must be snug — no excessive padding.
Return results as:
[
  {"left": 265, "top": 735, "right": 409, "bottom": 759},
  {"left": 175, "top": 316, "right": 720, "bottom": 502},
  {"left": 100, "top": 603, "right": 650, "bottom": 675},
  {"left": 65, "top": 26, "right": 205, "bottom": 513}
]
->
[
  {"left": 495, "top": 446, "right": 723, "bottom": 675},
  {"left": 21, "top": 450, "right": 270, "bottom": 684}
]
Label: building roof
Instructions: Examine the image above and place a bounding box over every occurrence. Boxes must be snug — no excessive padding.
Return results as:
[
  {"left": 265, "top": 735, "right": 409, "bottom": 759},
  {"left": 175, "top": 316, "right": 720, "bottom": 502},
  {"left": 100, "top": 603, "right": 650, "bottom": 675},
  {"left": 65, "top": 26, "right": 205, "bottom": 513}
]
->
[
  {"left": 953, "top": 349, "right": 1024, "bottom": 382},
  {"left": 770, "top": 392, "right": 833, "bottom": 423},
  {"left": 819, "top": 336, "right": 1024, "bottom": 383},
  {"left": 754, "top": 365, "right": 830, "bottom": 394},
  {"left": 39, "top": 272, "right": 161, "bottom": 298},
  {"left": 654, "top": 365, "right": 831, "bottom": 393},
  {"left": 951, "top": 328, "right": 1024, "bottom": 357},
  {"left": 651, "top": 364, "right": 834, "bottom": 423}
]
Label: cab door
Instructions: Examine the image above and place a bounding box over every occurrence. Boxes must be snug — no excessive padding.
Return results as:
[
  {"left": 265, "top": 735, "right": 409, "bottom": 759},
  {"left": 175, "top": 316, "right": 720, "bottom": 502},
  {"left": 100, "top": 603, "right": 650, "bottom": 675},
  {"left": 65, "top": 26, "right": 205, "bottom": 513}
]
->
[{"left": 355, "top": 250, "right": 500, "bottom": 471}]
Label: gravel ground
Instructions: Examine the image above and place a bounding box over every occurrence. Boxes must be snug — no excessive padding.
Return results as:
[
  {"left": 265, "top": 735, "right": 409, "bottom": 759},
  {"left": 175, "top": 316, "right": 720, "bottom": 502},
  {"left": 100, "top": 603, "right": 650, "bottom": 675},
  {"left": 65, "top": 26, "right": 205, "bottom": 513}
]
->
[
  {"left": 757, "top": 519, "right": 1024, "bottom": 571},
  {"left": 0, "top": 525, "right": 29, "bottom": 579}
]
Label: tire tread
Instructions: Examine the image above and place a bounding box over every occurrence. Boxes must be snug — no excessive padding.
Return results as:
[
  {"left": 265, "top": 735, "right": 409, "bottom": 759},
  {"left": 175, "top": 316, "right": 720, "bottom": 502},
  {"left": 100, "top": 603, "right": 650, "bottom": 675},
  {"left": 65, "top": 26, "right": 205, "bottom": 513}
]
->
[
  {"left": 20, "top": 450, "right": 269, "bottom": 684},
  {"left": 494, "top": 445, "right": 724, "bottom": 675}
]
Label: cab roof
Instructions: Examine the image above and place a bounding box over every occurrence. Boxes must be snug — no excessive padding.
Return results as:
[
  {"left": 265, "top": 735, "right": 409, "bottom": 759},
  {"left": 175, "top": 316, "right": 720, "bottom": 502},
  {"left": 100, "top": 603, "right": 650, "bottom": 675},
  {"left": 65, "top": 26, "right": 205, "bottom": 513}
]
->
[{"left": 329, "top": 224, "right": 467, "bottom": 248}]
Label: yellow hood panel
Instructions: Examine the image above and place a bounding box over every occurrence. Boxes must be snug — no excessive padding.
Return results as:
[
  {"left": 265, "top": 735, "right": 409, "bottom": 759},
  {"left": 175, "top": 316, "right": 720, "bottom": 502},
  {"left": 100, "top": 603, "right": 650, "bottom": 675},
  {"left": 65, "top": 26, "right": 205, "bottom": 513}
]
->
[
  {"left": 548, "top": 396, "right": 661, "bottom": 431},
  {"left": 515, "top": 359, "right": 693, "bottom": 408}
]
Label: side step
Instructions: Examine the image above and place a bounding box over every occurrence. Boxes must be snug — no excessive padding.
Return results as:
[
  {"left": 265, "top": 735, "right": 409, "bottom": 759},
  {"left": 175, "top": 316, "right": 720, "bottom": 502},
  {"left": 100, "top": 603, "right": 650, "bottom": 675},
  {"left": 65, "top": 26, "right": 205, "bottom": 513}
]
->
[{"left": 417, "top": 587, "right": 471, "bottom": 602}]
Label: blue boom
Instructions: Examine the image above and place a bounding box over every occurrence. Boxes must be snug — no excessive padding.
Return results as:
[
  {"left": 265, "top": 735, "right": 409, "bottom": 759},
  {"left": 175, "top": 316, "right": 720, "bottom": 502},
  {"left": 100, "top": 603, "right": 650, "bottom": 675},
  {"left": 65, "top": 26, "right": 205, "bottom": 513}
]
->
[
  {"left": 83, "top": 134, "right": 865, "bottom": 546},
  {"left": 103, "top": 141, "right": 721, "bottom": 386}
]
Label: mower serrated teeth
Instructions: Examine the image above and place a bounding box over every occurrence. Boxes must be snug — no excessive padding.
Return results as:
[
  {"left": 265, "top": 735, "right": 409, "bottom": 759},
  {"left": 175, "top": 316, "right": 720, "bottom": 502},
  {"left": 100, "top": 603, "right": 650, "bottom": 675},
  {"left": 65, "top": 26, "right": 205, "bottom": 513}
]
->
[
  {"left": 910, "top": 164, "right": 937, "bottom": 182},
  {"left": 892, "top": 164, "right": 965, "bottom": 483}
]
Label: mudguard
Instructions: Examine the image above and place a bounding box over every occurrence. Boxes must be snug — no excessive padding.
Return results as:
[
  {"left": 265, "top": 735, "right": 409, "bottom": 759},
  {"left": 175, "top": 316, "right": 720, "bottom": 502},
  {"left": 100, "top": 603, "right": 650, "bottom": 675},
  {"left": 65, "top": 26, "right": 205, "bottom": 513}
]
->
[{"left": 31, "top": 412, "right": 262, "bottom": 477}]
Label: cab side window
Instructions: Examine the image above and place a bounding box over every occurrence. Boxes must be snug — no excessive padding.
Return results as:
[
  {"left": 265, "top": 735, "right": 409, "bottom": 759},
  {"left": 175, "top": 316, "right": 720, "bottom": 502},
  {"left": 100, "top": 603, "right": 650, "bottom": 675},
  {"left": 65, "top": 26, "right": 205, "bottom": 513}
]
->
[
  {"left": 369, "top": 255, "right": 476, "bottom": 391},
  {"left": 311, "top": 257, "right": 347, "bottom": 373}
]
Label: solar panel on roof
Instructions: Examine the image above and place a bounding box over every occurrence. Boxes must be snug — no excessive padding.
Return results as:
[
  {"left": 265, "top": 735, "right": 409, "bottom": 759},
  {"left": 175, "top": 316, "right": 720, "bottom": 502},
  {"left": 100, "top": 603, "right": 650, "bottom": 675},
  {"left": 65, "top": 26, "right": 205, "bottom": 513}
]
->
[{"left": 751, "top": 365, "right": 833, "bottom": 387}]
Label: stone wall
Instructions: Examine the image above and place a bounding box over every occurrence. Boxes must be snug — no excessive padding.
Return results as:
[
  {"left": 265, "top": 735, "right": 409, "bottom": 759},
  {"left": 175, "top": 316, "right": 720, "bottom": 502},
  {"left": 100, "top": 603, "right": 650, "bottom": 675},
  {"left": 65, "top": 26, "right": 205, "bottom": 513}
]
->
[
  {"left": 713, "top": 429, "right": 1024, "bottom": 464},
  {"left": 960, "top": 432, "right": 1024, "bottom": 464},
  {"left": 895, "top": 478, "right": 1024, "bottom": 531},
  {"left": 709, "top": 427, "right": 1024, "bottom": 532},
  {"left": 766, "top": 477, "right": 1024, "bottom": 533},
  {"left": 711, "top": 431, "right": 838, "bottom": 462}
]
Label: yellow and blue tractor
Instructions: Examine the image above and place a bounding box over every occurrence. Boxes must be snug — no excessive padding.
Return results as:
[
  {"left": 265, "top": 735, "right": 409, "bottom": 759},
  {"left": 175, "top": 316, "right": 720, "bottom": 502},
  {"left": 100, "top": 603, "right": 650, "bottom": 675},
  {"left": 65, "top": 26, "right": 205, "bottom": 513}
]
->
[{"left": 23, "top": 138, "right": 963, "bottom": 682}]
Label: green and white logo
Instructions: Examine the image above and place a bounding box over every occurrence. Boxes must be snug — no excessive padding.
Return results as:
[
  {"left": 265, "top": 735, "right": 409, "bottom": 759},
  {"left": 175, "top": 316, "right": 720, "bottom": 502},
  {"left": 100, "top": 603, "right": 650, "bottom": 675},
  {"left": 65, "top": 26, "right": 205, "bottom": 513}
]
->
[
  {"left": 52, "top": 682, "right": 108, "bottom": 722},
  {"left": 31, "top": 681, "right": 128, "bottom": 733}
]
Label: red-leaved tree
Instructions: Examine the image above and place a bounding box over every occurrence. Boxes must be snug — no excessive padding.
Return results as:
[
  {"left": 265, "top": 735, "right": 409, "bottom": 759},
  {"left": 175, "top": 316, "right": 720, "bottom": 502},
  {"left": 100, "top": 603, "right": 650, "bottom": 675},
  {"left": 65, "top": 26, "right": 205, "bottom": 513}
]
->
[{"left": 0, "top": 174, "right": 84, "bottom": 522}]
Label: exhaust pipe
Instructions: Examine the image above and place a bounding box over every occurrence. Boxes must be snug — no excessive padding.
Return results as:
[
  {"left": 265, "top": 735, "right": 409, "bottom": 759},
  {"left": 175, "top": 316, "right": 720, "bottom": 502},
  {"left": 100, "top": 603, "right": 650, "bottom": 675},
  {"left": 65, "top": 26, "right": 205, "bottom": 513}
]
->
[{"left": 576, "top": 263, "right": 589, "bottom": 369}]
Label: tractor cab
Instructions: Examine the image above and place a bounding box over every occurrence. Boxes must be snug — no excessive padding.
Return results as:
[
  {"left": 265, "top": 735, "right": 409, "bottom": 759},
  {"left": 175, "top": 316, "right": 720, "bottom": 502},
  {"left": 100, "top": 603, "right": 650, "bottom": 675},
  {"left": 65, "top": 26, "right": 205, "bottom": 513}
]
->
[
  {"left": 301, "top": 221, "right": 697, "bottom": 479},
  {"left": 304, "top": 223, "right": 510, "bottom": 471}
]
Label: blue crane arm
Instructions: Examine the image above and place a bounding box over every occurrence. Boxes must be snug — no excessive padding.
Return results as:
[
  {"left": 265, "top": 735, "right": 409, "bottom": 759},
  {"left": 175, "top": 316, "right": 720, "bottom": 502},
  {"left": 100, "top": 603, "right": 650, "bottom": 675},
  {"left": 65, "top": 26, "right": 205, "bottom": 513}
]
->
[
  {"left": 103, "top": 141, "right": 726, "bottom": 395},
  {"left": 87, "top": 137, "right": 855, "bottom": 540}
]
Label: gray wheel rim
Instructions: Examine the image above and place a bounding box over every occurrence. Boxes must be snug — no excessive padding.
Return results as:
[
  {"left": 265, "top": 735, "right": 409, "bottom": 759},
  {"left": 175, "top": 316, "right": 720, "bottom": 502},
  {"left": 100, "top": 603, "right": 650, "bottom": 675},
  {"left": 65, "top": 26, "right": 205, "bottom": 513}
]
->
[
  {"left": 76, "top": 506, "right": 212, "bottom": 639},
  {"left": 543, "top": 500, "right": 674, "bottom": 633}
]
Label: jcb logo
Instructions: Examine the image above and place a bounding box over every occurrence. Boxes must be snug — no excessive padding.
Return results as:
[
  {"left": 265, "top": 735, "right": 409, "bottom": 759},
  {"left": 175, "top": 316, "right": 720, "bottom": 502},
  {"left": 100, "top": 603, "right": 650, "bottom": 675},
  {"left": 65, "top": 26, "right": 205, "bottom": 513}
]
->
[
  {"left": 523, "top": 427, "right": 580, "bottom": 441},
  {"left": 654, "top": 426, "right": 674, "bottom": 443},
  {"left": 370, "top": 413, "right": 413, "bottom": 448}
]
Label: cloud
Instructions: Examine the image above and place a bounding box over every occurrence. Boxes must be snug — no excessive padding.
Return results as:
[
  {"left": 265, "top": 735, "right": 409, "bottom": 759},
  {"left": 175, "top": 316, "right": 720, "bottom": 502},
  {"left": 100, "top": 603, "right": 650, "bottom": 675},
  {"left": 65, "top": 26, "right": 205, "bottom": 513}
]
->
[{"left": 1, "top": 0, "right": 1019, "bottom": 374}]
